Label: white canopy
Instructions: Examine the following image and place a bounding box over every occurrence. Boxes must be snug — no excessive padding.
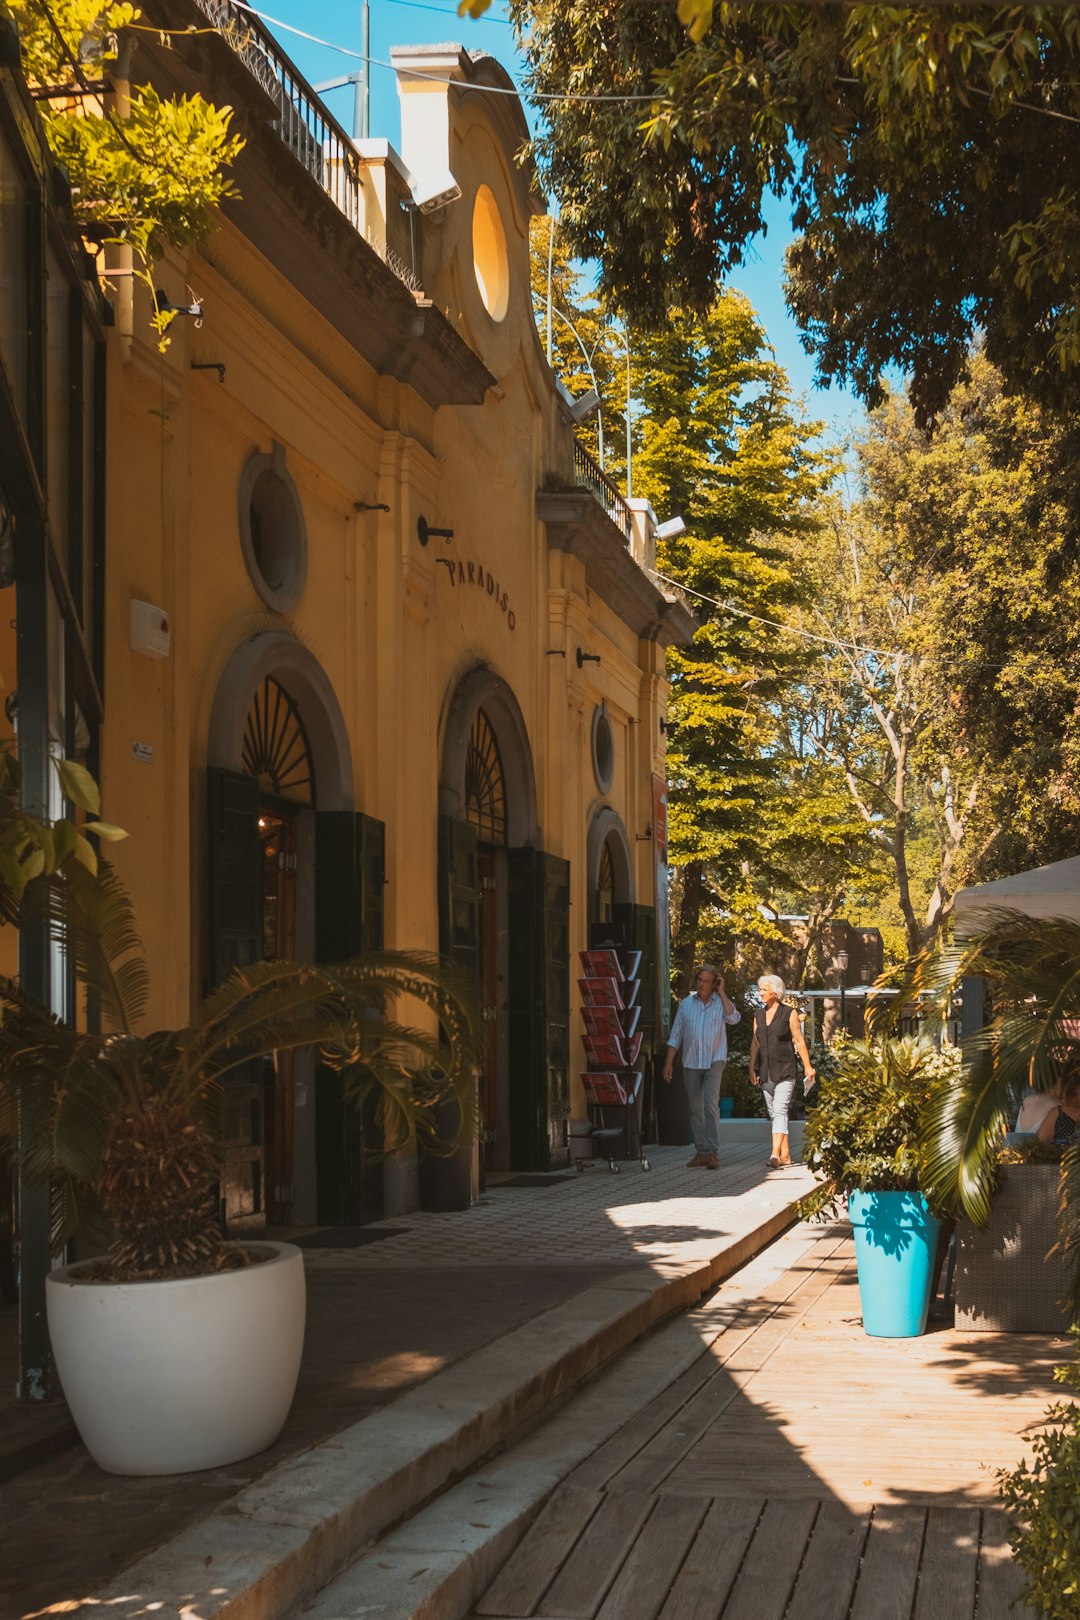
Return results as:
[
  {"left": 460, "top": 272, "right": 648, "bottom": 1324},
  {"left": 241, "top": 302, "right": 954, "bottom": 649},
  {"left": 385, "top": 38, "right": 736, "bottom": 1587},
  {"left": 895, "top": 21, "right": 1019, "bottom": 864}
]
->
[{"left": 953, "top": 854, "right": 1080, "bottom": 931}]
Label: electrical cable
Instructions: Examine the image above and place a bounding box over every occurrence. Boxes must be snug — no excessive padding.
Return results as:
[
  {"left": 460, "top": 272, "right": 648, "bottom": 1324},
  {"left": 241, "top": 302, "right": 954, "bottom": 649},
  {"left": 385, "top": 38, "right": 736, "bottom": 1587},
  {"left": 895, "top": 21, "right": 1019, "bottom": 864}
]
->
[{"left": 648, "top": 569, "right": 909, "bottom": 661}]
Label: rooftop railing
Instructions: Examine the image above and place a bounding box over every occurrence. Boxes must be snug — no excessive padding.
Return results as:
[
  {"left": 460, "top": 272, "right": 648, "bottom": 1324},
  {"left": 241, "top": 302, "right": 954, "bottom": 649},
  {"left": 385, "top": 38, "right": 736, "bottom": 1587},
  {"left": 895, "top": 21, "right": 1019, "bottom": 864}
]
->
[
  {"left": 573, "top": 439, "right": 631, "bottom": 541},
  {"left": 189, "top": 0, "right": 419, "bottom": 289}
]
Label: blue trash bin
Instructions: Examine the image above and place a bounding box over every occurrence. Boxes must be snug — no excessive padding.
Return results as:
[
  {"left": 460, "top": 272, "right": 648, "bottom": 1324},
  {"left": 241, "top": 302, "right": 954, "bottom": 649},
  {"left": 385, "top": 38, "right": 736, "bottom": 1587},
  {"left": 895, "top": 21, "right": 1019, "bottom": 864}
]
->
[{"left": 848, "top": 1190, "right": 940, "bottom": 1337}]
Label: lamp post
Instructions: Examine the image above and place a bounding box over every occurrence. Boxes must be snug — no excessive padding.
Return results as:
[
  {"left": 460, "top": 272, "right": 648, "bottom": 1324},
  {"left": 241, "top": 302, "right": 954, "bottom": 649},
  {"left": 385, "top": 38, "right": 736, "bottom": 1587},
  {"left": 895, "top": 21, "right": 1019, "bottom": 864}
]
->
[
  {"left": 597, "top": 325, "right": 633, "bottom": 499},
  {"left": 837, "top": 950, "right": 849, "bottom": 1032},
  {"left": 550, "top": 305, "right": 606, "bottom": 467}
]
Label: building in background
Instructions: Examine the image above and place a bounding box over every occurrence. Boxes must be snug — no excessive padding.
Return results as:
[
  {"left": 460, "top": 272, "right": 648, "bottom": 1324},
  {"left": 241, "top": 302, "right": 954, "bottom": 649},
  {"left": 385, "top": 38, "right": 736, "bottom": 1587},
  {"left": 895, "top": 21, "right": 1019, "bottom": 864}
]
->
[{"left": 99, "top": 6, "right": 692, "bottom": 1232}]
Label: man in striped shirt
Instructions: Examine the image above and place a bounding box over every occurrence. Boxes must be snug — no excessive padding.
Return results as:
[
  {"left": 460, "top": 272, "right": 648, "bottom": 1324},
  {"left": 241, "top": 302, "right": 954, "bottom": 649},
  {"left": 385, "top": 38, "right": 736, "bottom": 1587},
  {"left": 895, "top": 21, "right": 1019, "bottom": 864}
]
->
[{"left": 662, "top": 964, "right": 741, "bottom": 1169}]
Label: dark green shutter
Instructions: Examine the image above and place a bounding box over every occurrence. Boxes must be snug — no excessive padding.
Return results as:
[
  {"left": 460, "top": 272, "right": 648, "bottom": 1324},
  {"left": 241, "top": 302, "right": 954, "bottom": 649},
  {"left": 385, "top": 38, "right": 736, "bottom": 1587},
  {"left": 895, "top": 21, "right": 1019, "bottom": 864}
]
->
[
  {"left": 437, "top": 815, "right": 479, "bottom": 973},
  {"left": 207, "top": 767, "right": 261, "bottom": 986},
  {"left": 314, "top": 811, "right": 386, "bottom": 1224},
  {"left": 207, "top": 767, "right": 263, "bottom": 1225},
  {"left": 507, "top": 850, "right": 570, "bottom": 1170}
]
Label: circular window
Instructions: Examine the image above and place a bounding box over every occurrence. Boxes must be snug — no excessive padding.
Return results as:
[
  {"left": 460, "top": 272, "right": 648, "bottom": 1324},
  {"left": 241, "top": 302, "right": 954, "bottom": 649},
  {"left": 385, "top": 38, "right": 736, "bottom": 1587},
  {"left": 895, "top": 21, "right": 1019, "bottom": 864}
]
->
[
  {"left": 238, "top": 447, "right": 307, "bottom": 613},
  {"left": 472, "top": 184, "right": 509, "bottom": 322},
  {"left": 591, "top": 704, "right": 615, "bottom": 793}
]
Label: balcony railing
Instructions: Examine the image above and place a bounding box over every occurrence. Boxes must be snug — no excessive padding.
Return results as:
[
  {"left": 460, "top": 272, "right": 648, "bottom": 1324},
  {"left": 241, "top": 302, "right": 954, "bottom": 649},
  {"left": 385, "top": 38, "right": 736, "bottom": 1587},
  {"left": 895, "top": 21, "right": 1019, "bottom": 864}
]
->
[
  {"left": 573, "top": 439, "right": 631, "bottom": 541},
  {"left": 189, "top": 0, "right": 419, "bottom": 290}
]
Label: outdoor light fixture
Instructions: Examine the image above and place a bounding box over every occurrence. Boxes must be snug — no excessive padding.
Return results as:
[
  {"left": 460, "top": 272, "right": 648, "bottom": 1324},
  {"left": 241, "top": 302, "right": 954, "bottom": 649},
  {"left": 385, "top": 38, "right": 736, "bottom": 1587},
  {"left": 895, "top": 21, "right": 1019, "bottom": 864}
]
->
[
  {"left": 405, "top": 168, "right": 462, "bottom": 215},
  {"left": 417, "top": 516, "right": 454, "bottom": 546},
  {"left": 837, "top": 950, "right": 850, "bottom": 973},
  {"left": 154, "top": 289, "right": 204, "bottom": 324},
  {"left": 576, "top": 647, "right": 602, "bottom": 668},
  {"left": 659, "top": 716, "right": 668, "bottom": 734},
  {"left": 655, "top": 515, "right": 686, "bottom": 541},
  {"left": 566, "top": 387, "right": 601, "bottom": 424}
]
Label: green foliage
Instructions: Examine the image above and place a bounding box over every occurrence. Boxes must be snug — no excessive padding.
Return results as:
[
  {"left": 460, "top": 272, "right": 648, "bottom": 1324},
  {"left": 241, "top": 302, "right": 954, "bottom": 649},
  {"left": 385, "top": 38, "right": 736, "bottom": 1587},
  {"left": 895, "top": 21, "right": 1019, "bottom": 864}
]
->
[
  {"left": 998, "top": 1332, "right": 1080, "bottom": 1618},
  {"left": 0, "top": 864, "right": 481, "bottom": 1279},
  {"left": 513, "top": 2, "right": 1080, "bottom": 424},
  {"left": 9, "top": 0, "right": 243, "bottom": 348},
  {"left": 896, "top": 907, "right": 1080, "bottom": 1316},
  {"left": 798, "top": 1035, "right": 956, "bottom": 1220},
  {"left": 0, "top": 744, "right": 126, "bottom": 915}
]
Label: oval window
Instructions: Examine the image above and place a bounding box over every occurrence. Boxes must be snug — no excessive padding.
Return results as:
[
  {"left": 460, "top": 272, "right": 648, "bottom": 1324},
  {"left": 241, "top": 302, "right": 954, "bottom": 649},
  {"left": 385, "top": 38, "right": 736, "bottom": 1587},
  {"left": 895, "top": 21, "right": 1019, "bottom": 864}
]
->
[
  {"left": 238, "top": 448, "right": 308, "bottom": 613},
  {"left": 591, "top": 704, "right": 615, "bottom": 793},
  {"left": 472, "top": 184, "right": 509, "bottom": 322}
]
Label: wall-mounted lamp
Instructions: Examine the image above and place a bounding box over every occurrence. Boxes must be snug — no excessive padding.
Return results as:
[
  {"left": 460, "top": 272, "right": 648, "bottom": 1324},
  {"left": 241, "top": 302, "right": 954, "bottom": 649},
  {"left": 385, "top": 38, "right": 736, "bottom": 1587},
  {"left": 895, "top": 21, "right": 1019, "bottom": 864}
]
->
[
  {"left": 354, "top": 500, "right": 390, "bottom": 513},
  {"left": 659, "top": 716, "right": 668, "bottom": 735},
  {"left": 154, "top": 289, "right": 204, "bottom": 325},
  {"left": 567, "top": 387, "right": 600, "bottom": 424},
  {"left": 403, "top": 167, "right": 462, "bottom": 215},
  {"left": 190, "top": 361, "right": 225, "bottom": 383},
  {"left": 655, "top": 515, "right": 686, "bottom": 541},
  {"left": 418, "top": 516, "right": 454, "bottom": 546},
  {"left": 575, "top": 647, "right": 602, "bottom": 668}
]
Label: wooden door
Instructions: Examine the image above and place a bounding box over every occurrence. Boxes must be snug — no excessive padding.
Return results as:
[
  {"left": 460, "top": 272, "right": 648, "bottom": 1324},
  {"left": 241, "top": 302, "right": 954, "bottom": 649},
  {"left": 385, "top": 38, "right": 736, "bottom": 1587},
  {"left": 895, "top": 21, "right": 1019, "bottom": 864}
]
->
[{"left": 259, "top": 807, "right": 297, "bottom": 1224}]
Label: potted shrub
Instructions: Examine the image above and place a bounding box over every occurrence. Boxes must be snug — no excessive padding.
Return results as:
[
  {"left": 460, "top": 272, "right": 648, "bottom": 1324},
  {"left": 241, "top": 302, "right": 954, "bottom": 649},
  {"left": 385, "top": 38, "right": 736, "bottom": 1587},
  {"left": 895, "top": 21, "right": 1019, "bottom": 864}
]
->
[
  {"left": 900, "top": 908, "right": 1080, "bottom": 1325},
  {"left": 998, "top": 1330, "right": 1080, "bottom": 1618},
  {"left": 0, "top": 863, "right": 479, "bottom": 1477},
  {"left": 799, "top": 1036, "right": 954, "bottom": 1336}
]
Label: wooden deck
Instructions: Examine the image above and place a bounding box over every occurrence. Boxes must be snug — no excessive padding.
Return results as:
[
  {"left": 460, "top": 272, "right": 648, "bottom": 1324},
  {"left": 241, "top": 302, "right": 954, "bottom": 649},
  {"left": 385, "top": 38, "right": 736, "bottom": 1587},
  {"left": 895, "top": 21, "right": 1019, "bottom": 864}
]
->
[{"left": 473, "top": 1235, "right": 1067, "bottom": 1620}]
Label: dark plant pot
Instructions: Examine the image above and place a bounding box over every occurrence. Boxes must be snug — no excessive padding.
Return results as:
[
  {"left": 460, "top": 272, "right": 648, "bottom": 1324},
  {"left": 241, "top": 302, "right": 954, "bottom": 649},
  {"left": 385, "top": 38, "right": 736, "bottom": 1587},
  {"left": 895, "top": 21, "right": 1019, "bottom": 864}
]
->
[
  {"left": 655, "top": 1055, "right": 691, "bottom": 1145},
  {"left": 955, "top": 1163, "right": 1072, "bottom": 1333},
  {"left": 417, "top": 1098, "right": 474, "bottom": 1212},
  {"left": 849, "top": 1190, "right": 940, "bottom": 1337}
]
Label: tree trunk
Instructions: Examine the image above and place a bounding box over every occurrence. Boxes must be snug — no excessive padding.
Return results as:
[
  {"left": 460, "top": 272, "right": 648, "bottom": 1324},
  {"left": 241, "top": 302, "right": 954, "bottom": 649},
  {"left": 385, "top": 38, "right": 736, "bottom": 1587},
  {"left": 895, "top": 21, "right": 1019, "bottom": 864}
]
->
[{"left": 674, "top": 860, "right": 705, "bottom": 997}]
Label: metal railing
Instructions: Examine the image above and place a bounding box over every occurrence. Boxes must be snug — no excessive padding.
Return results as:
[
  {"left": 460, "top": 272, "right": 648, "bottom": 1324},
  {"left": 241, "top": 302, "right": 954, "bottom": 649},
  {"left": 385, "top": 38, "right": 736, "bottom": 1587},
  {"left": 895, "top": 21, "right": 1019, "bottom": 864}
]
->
[
  {"left": 573, "top": 439, "right": 631, "bottom": 541},
  {"left": 188, "top": 0, "right": 419, "bottom": 289}
]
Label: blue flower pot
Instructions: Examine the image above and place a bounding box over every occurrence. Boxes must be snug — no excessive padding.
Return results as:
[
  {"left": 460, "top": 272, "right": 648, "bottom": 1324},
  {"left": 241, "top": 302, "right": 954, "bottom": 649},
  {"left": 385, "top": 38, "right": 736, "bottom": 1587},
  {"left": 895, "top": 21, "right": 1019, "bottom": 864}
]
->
[
  {"left": 718, "top": 1096, "right": 735, "bottom": 1118},
  {"left": 848, "top": 1190, "right": 940, "bottom": 1338}
]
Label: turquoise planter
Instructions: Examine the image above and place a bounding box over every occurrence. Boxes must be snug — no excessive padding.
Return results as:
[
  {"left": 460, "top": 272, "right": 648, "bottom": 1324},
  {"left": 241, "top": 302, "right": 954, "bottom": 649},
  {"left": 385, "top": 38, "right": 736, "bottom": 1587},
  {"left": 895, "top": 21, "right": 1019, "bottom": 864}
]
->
[
  {"left": 848, "top": 1190, "right": 940, "bottom": 1338},
  {"left": 718, "top": 1096, "right": 735, "bottom": 1118}
]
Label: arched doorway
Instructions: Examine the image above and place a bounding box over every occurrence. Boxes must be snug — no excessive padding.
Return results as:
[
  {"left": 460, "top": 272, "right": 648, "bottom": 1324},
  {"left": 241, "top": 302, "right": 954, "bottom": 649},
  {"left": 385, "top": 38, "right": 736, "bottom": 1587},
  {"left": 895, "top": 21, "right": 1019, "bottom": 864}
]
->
[
  {"left": 587, "top": 807, "right": 634, "bottom": 927},
  {"left": 437, "top": 667, "right": 568, "bottom": 1178},
  {"left": 207, "top": 633, "right": 372, "bottom": 1232}
]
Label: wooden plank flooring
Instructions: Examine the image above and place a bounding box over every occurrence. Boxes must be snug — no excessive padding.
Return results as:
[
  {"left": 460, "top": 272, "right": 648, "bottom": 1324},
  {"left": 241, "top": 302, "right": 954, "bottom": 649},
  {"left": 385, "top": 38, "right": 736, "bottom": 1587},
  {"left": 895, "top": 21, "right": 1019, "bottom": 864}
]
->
[{"left": 473, "top": 1237, "right": 1063, "bottom": 1620}]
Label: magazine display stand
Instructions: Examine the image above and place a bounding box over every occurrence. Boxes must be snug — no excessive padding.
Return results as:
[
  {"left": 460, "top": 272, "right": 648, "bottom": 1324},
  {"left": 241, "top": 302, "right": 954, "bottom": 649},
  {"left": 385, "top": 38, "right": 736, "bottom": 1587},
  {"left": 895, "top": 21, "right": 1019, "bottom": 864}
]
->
[{"left": 576, "top": 948, "right": 650, "bottom": 1173}]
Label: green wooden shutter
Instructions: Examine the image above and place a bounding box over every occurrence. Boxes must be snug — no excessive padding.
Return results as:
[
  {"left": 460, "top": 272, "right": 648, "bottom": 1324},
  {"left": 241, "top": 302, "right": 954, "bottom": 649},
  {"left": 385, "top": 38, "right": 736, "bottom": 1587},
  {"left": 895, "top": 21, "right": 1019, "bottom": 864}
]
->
[
  {"left": 507, "top": 849, "right": 570, "bottom": 1171},
  {"left": 314, "top": 811, "right": 386, "bottom": 1224},
  {"left": 207, "top": 767, "right": 261, "bottom": 986},
  {"left": 437, "top": 815, "right": 479, "bottom": 973},
  {"left": 207, "top": 767, "right": 263, "bottom": 1226}
]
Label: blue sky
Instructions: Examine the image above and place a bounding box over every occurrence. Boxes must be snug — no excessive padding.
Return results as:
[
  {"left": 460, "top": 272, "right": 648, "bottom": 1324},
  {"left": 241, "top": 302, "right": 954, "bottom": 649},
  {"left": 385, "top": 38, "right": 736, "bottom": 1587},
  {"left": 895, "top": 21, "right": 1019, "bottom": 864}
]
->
[{"left": 253, "top": 0, "right": 865, "bottom": 443}]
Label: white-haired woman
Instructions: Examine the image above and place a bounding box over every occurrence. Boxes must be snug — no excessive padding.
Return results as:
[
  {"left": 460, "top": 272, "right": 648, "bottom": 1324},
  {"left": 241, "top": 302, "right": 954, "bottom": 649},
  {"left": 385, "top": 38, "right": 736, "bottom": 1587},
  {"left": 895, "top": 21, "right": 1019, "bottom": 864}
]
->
[{"left": 750, "top": 975, "right": 815, "bottom": 1168}]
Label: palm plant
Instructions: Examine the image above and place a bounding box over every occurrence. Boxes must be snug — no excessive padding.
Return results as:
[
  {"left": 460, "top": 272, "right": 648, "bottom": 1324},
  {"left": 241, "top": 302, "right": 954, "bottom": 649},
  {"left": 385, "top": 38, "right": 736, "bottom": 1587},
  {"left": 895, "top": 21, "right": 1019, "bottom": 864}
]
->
[
  {"left": 0, "top": 862, "right": 480, "bottom": 1281},
  {"left": 893, "top": 907, "right": 1080, "bottom": 1316},
  {"left": 797, "top": 1034, "right": 950, "bottom": 1220}
]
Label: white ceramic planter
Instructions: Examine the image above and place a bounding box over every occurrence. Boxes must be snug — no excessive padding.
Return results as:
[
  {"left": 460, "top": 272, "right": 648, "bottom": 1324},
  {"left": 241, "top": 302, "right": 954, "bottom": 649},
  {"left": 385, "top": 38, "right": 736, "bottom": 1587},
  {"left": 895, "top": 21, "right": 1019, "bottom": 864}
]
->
[{"left": 46, "top": 1240, "right": 305, "bottom": 1476}]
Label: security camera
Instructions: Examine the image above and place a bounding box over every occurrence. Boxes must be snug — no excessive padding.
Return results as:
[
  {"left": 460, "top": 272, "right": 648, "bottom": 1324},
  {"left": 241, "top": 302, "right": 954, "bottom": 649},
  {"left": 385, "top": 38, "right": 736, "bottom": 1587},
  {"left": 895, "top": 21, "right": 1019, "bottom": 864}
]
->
[
  {"left": 656, "top": 515, "right": 686, "bottom": 541},
  {"left": 410, "top": 169, "right": 462, "bottom": 214},
  {"left": 568, "top": 388, "right": 601, "bottom": 423}
]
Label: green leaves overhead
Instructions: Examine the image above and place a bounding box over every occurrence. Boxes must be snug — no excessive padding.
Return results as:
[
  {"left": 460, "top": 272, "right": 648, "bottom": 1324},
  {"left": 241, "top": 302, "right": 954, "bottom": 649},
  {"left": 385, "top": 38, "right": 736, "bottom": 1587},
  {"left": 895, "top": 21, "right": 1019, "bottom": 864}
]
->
[{"left": 514, "top": 2, "right": 1080, "bottom": 424}]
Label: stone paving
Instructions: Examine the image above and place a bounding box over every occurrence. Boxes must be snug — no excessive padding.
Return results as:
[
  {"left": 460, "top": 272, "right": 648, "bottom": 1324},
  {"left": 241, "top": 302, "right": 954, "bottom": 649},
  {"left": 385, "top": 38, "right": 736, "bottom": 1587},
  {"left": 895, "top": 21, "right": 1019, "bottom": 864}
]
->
[{"left": 2, "top": 1133, "right": 813, "bottom": 1620}]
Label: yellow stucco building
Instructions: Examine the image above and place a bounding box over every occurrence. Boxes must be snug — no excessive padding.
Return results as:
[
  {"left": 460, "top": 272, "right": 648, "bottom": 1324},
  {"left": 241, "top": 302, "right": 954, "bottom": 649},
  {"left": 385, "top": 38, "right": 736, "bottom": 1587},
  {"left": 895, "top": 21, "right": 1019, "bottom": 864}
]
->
[{"left": 102, "top": 11, "right": 691, "bottom": 1225}]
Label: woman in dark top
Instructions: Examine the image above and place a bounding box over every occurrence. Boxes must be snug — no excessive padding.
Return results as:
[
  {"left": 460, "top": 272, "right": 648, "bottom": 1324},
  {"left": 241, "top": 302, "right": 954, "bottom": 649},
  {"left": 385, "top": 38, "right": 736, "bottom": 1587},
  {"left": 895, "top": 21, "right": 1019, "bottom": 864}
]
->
[
  {"left": 750, "top": 975, "right": 816, "bottom": 1168},
  {"left": 1037, "top": 1069, "right": 1080, "bottom": 1147}
]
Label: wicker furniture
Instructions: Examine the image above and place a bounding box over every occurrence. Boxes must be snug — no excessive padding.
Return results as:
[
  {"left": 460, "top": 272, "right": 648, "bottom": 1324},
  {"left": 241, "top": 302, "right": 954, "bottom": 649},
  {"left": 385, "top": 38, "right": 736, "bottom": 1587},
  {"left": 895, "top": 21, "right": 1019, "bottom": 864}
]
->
[{"left": 955, "top": 1163, "right": 1072, "bottom": 1333}]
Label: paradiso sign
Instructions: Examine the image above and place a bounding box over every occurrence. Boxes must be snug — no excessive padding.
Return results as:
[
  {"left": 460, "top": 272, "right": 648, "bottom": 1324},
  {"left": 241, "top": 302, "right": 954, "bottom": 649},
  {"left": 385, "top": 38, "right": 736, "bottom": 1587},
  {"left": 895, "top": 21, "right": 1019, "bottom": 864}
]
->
[{"left": 437, "top": 557, "right": 516, "bottom": 631}]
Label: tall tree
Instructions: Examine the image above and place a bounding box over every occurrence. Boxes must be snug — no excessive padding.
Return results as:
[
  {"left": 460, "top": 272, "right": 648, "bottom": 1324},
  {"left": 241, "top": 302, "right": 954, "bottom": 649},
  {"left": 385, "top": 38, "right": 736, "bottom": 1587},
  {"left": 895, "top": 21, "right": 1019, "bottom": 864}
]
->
[{"left": 497, "top": 3, "right": 1080, "bottom": 426}]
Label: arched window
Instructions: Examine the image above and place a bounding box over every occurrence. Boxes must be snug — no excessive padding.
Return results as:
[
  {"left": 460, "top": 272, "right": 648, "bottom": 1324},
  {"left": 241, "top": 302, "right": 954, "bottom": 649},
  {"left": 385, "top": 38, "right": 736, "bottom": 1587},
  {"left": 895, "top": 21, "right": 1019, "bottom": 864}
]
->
[
  {"left": 597, "top": 837, "right": 616, "bottom": 924},
  {"left": 242, "top": 675, "right": 315, "bottom": 803},
  {"left": 465, "top": 707, "right": 507, "bottom": 844}
]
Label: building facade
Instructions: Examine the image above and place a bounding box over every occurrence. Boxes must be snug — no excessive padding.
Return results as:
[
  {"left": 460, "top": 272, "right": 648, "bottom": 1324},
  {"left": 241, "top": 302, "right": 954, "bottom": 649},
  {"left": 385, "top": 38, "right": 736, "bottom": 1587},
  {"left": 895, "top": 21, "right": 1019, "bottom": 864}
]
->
[{"left": 100, "top": 7, "right": 691, "bottom": 1228}]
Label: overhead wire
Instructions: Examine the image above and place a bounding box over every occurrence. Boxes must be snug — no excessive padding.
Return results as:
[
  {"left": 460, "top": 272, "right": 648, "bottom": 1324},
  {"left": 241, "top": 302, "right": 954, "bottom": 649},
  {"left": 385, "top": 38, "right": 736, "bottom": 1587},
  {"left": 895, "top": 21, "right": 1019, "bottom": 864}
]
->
[{"left": 648, "top": 569, "right": 910, "bottom": 661}]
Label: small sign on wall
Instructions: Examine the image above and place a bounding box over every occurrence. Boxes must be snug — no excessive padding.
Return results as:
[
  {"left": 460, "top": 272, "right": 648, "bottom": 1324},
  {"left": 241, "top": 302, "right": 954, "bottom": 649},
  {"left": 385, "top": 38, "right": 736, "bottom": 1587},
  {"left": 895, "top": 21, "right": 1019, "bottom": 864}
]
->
[{"left": 132, "top": 741, "right": 154, "bottom": 763}]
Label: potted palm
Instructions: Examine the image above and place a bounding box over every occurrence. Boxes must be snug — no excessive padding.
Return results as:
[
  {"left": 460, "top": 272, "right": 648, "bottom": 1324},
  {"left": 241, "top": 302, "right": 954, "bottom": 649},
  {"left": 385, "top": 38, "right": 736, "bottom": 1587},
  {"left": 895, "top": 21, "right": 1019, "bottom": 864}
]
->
[
  {"left": 799, "top": 1036, "right": 953, "bottom": 1336},
  {"left": 1, "top": 862, "right": 479, "bottom": 1477},
  {"left": 898, "top": 907, "right": 1080, "bottom": 1326}
]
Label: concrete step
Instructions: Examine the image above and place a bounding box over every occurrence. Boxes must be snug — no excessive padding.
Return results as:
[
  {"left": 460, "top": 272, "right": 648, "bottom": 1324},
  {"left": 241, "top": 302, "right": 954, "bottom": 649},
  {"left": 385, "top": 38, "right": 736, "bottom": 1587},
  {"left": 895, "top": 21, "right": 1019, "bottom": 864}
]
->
[{"left": 74, "top": 1169, "right": 814, "bottom": 1620}]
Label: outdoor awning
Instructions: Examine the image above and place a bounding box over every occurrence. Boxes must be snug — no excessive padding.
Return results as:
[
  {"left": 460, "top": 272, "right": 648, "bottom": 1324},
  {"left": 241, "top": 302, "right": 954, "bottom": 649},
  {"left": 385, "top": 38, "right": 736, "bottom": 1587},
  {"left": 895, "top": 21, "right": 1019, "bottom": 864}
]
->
[{"left": 952, "top": 854, "right": 1080, "bottom": 931}]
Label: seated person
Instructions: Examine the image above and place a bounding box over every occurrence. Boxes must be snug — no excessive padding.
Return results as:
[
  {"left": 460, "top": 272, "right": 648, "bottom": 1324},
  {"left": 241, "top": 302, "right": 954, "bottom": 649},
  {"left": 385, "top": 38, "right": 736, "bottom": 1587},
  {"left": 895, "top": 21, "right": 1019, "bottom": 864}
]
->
[
  {"left": 1036, "top": 1068, "right": 1080, "bottom": 1147},
  {"left": 1016, "top": 1082, "right": 1062, "bottom": 1134}
]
